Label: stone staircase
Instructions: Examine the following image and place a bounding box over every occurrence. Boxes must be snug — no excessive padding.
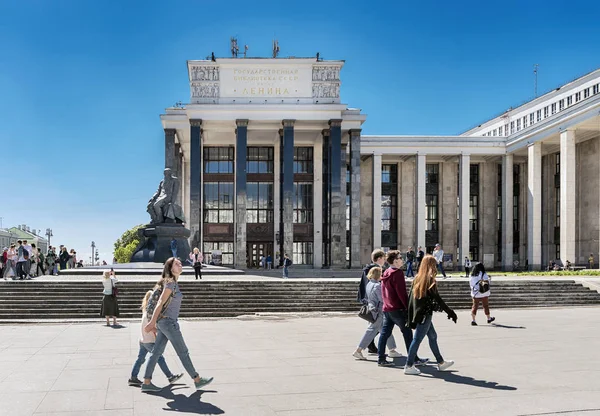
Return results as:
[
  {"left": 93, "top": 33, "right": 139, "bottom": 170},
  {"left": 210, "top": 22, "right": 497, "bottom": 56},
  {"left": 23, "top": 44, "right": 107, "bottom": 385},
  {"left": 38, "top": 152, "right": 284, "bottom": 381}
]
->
[{"left": 0, "top": 280, "right": 599, "bottom": 320}]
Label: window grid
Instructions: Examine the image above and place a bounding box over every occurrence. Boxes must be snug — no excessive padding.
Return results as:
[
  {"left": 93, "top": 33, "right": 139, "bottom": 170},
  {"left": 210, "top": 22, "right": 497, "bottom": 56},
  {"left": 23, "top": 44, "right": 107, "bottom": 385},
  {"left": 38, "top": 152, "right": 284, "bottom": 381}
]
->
[
  {"left": 293, "top": 147, "right": 314, "bottom": 174},
  {"left": 293, "top": 182, "right": 313, "bottom": 223},
  {"left": 203, "top": 242, "right": 234, "bottom": 265},
  {"left": 203, "top": 182, "right": 234, "bottom": 223},
  {"left": 246, "top": 182, "right": 274, "bottom": 223},
  {"left": 293, "top": 242, "right": 313, "bottom": 265},
  {"left": 204, "top": 147, "right": 234, "bottom": 174},
  {"left": 246, "top": 147, "right": 274, "bottom": 174}
]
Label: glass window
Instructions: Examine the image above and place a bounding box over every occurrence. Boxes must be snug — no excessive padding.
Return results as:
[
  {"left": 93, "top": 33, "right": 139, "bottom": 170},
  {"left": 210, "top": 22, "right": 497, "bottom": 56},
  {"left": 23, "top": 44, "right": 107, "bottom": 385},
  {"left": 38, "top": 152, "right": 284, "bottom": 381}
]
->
[
  {"left": 293, "top": 242, "right": 313, "bottom": 265},
  {"left": 203, "top": 182, "right": 234, "bottom": 223},
  {"left": 382, "top": 164, "right": 398, "bottom": 183},
  {"left": 584, "top": 88, "right": 590, "bottom": 99},
  {"left": 575, "top": 92, "right": 581, "bottom": 102},
  {"left": 529, "top": 113, "right": 535, "bottom": 125},
  {"left": 559, "top": 99, "right": 564, "bottom": 111},
  {"left": 381, "top": 195, "right": 397, "bottom": 231},
  {"left": 492, "top": 129, "right": 497, "bottom": 136},
  {"left": 504, "top": 124, "right": 509, "bottom": 136},
  {"left": 246, "top": 182, "right": 274, "bottom": 223},
  {"left": 470, "top": 164, "right": 479, "bottom": 185},
  {"left": 247, "top": 147, "right": 274, "bottom": 174},
  {"left": 537, "top": 110, "right": 542, "bottom": 122},
  {"left": 510, "top": 121, "right": 515, "bottom": 134},
  {"left": 555, "top": 153, "right": 560, "bottom": 175},
  {"left": 293, "top": 182, "right": 313, "bottom": 223},
  {"left": 293, "top": 147, "right": 314, "bottom": 174},
  {"left": 203, "top": 242, "right": 234, "bottom": 265},
  {"left": 426, "top": 164, "right": 439, "bottom": 184},
  {"left": 593, "top": 84, "right": 599, "bottom": 95},
  {"left": 204, "top": 147, "right": 234, "bottom": 174},
  {"left": 470, "top": 195, "right": 479, "bottom": 231},
  {"left": 551, "top": 103, "right": 556, "bottom": 115},
  {"left": 498, "top": 126, "right": 503, "bottom": 136},
  {"left": 425, "top": 195, "right": 438, "bottom": 231},
  {"left": 544, "top": 107, "right": 549, "bottom": 118},
  {"left": 516, "top": 119, "right": 521, "bottom": 131},
  {"left": 567, "top": 96, "right": 573, "bottom": 106}
]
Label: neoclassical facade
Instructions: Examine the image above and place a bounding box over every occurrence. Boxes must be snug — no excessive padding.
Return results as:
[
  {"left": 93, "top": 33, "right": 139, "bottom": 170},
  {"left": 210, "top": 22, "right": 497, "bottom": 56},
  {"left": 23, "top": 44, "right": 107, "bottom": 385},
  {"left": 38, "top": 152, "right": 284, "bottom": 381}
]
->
[{"left": 160, "top": 57, "right": 600, "bottom": 270}]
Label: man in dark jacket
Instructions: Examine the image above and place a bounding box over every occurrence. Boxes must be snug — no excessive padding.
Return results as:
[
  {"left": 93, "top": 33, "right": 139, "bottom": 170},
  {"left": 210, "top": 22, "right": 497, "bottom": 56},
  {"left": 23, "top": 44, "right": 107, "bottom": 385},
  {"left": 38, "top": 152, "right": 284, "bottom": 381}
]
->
[
  {"left": 405, "top": 246, "right": 416, "bottom": 278},
  {"left": 357, "top": 249, "right": 386, "bottom": 354},
  {"left": 416, "top": 245, "right": 425, "bottom": 272},
  {"left": 377, "top": 250, "right": 427, "bottom": 366}
]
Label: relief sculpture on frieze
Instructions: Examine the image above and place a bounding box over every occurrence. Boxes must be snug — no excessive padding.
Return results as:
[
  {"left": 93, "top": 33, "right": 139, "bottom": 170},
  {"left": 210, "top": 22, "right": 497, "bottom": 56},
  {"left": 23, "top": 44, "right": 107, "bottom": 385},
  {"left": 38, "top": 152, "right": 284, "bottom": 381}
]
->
[{"left": 190, "top": 65, "right": 220, "bottom": 81}]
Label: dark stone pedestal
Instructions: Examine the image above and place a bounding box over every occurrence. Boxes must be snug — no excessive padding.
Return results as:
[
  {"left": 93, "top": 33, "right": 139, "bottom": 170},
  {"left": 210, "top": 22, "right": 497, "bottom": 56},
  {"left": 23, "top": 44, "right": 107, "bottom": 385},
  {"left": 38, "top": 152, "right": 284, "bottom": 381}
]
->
[{"left": 130, "top": 224, "right": 191, "bottom": 264}]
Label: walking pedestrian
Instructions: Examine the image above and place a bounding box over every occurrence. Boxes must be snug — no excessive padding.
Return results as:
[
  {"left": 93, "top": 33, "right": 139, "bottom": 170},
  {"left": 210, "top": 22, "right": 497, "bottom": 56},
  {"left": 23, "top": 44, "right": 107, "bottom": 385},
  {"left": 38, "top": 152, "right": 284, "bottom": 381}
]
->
[
  {"left": 68, "top": 250, "right": 77, "bottom": 269},
  {"left": 5, "top": 244, "right": 17, "bottom": 279},
  {"left": 100, "top": 270, "right": 119, "bottom": 326},
  {"left": 406, "top": 246, "right": 416, "bottom": 278},
  {"left": 416, "top": 246, "right": 425, "bottom": 272},
  {"left": 141, "top": 257, "right": 213, "bottom": 392},
  {"left": 377, "top": 250, "right": 428, "bottom": 367},
  {"left": 22, "top": 240, "right": 32, "bottom": 279},
  {"left": 266, "top": 254, "right": 272, "bottom": 270},
  {"left": 463, "top": 256, "right": 471, "bottom": 278},
  {"left": 36, "top": 248, "right": 45, "bottom": 276},
  {"left": 0, "top": 247, "right": 7, "bottom": 279},
  {"left": 282, "top": 253, "right": 292, "bottom": 278},
  {"left": 128, "top": 290, "right": 183, "bottom": 387},
  {"left": 357, "top": 249, "right": 387, "bottom": 354},
  {"left": 589, "top": 254, "right": 595, "bottom": 269},
  {"left": 170, "top": 238, "right": 178, "bottom": 259},
  {"left": 433, "top": 243, "right": 447, "bottom": 278},
  {"left": 46, "top": 247, "right": 57, "bottom": 276},
  {"left": 353, "top": 267, "right": 403, "bottom": 360},
  {"left": 470, "top": 263, "right": 495, "bottom": 326},
  {"left": 404, "top": 255, "right": 457, "bottom": 375},
  {"left": 59, "top": 246, "right": 69, "bottom": 271},
  {"left": 189, "top": 247, "right": 203, "bottom": 280}
]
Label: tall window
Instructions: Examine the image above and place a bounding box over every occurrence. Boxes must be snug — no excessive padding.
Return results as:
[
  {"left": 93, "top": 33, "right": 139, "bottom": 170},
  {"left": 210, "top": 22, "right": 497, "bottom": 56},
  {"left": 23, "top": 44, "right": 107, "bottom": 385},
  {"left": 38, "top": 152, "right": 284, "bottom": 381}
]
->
[
  {"left": 584, "top": 88, "right": 590, "bottom": 99},
  {"left": 293, "top": 182, "right": 313, "bottom": 223},
  {"left": 567, "top": 96, "right": 573, "bottom": 106},
  {"left": 529, "top": 113, "right": 535, "bottom": 125},
  {"left": 293, "top": 147, "right": 313, "bottom": 174},
  {"left": 203, "top": 182, "right": 234, "bottom": 223},
  {"left": 293, "top": 242, "right": 313, "bottom": 265},
  {"left": 382, "top": 195, "right": 397, "bottom": 231},
  {"left": 247, "top": 182, "right": 273, "bottom": 223},
  {"left": 537, "top": 110, "right": 542, "bottom": 122},
  {"left": 247, "top": 147, "right": 274, "bottom": 173},
  {"left": 470, "top": 195, "right": 479, "bottom": 231},
  {"left": 523, "top": 116, "right": 528, "bottom": 128},
  {"left": 544, "top": 107, "right": 549, "bottom": 118},
  {"left": 559, "top": 99, "right": 564, "bottom": 111},
  {"left": 426, "top": 195, "right": 438, "bottom": 231},
  {"left": 504, "top": 124, "right": 509, "bottom": 136},
  {"left": 593, "top": 84, "right": 599, "bottom": 95},
  {"left": 203, "top": 242, "right": 234, "bottom": 265},
  {"left": 513, "top": 165, "right": 520, "bottom": 255},
  {"left": 555, "top": 153, "right": 560, "bottom": 228},
  {"left": 551, "top": 103, "right": 557, "bottom": 115},
  {"left": 204, "top": 147, "right": 234, "bottom": 174},
  {"left": 426, "top": 164, "right": 438, "bottom": 184},
  {"left": 510, "top": 121, "right": 515, "bottom": 134},
  {"left": 469, "top": 164, "right": 479, "bottom": 261},
  {"left": 516, "top": 119, "right": 521, "bottom": 131},
  {"left": 575, "top": 92, "right": 581, "bottom": 102}
]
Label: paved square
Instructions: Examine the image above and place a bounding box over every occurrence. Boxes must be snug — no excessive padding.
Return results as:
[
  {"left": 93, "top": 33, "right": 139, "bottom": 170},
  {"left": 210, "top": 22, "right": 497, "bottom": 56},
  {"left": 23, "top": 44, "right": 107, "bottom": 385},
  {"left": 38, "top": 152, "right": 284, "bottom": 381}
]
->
[{"left": 0, "top": 307, "right": 599, "bottom": 415}]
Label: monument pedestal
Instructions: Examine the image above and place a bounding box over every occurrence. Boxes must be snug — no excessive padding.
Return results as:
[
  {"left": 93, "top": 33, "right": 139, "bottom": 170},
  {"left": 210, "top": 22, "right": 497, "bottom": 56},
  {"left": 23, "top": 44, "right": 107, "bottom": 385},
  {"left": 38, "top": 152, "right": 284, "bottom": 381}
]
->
[{"left": 130, "top": 223, "right": 191, "bottom": 264}]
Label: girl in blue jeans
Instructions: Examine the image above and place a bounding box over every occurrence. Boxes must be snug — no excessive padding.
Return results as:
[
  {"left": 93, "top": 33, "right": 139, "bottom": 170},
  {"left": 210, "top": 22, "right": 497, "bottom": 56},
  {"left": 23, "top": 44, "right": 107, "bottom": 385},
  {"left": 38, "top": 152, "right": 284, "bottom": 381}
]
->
[
  {"left": 128, "top": 290, "right": 183, "bottom": 387},
  {"left": 141, "top": 257, "right": 213, "bottom": 392},
  {"left": 404, "top": 255, "right": 457, "bottom": 375}
]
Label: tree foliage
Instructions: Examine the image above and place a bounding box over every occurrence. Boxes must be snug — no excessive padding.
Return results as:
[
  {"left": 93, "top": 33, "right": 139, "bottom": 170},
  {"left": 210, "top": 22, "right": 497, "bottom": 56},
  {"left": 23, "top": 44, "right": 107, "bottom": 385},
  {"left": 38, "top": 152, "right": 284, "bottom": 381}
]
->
[{"left": 113, "top": 224, "right": 144, "bottom": 263}]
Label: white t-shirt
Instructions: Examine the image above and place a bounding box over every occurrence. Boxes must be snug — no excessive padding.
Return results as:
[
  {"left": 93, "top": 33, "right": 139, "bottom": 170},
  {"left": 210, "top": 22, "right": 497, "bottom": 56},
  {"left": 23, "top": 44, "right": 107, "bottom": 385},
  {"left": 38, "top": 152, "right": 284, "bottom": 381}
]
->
[
  {"left": 140, "top": 311, "right": 156, "bottom": 344},
  {"left": 102, "top": 277, "right": 118, "bottom": 295},
  {"left": 470, "top": 272, "right": 491, "bottom": 298},
  {"left": 433, "top": 249, "right": 444, "bottom": 263}
]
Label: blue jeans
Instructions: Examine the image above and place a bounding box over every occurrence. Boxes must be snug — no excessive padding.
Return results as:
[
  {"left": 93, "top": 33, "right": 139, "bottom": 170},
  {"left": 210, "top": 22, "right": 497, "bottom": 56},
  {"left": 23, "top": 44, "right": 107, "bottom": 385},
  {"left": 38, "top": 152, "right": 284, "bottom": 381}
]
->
[
  {"left": 131, "top": 342, "right": 172, "bottom": 379},
  {"left": 171, "top": 248, "right": 177, "bottom": 258},
  {"left": 359, "top": 312, "right": 396, "bottom": 350},
  {"left": 144, "top": 318, "right": 198, "bottom": 381},
  {"left": 406, "top": 315, "right": 444, "bottom": 367},
  {"left": 406, "top": 261, "right": 414, "bottom": 278},
  {"left": 437, "top": 262, "right": 446, "bottom": 277},
  {"left": 378, "top": 310, "right": 415, "bottom": 363},
  {"left": 283, "top": 266, "right": 289, "bottom": 278}
]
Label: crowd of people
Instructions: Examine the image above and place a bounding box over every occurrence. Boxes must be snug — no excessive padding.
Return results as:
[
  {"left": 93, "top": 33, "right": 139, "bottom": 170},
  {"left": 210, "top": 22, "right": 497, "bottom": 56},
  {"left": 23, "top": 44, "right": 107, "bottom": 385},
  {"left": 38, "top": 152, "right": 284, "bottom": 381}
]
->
[
  {"left": 355, "top": 246, "right": 495, "bottom": 375},
  {"left": 1, "top": 241, "right": 81, "bottom": 279}
]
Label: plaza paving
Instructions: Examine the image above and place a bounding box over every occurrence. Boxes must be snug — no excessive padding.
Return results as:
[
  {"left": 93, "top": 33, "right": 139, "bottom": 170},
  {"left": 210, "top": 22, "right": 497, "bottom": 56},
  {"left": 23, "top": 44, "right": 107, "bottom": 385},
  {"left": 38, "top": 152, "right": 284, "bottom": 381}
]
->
[{"left": 0, "top": 307, "right": 599, "bottom": 416}]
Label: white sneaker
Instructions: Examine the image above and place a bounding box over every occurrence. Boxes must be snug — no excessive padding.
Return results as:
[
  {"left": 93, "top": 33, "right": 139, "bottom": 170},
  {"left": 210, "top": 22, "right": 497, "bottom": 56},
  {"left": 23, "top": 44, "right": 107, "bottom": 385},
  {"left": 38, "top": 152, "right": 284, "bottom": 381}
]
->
[
  {"left": 404, "top": 365, "right": 421, "bottom": 375},
  {"left": 388, "top": 350, "right": 402, "bottom": 358},
  {"left": 352, "top": 351, "right": 366, "bottom": 360},
  {"left": 438, "top": 360, "right": 455, "bottom": 371}
]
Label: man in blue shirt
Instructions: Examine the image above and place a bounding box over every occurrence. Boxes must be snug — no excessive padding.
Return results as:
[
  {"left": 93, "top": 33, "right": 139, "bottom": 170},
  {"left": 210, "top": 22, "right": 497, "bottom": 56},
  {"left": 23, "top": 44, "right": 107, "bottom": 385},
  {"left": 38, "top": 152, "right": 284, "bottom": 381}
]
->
[{"left": 170, "top": 239, "right": 178, "bottom": 259}]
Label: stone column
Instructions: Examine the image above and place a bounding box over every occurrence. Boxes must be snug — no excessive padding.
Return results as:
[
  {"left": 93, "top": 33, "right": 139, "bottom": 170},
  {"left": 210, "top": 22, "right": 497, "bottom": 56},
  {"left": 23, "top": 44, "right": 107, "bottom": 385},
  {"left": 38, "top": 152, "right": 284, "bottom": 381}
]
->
[
  {"left": 282, "top": 120, "right": 295, "bottom": 262},
  {"left": 165, "top": 129, "right": 176, "bottom": 170},
  {"left": 189, "top": 120, "right": 202, "bottom": 250},
  {"left": 528, "top": 142, "right": 542, "bottom": 270},
  {"left": 502, "top": 154, "right": 514, "bottom": 271},
  {"left": 235, "top": 119, "right": 248, "bottom": 269},
  {"left": 415, "top": 154, "right": 426, "bottom": 250},
  {"left": 560, "top": 130, "right": 576, "bottom": 264},
  {"left": 273, "top": 135, "right": 281, "bottom": 264},
  {"left": 349, "top": 129, "right": 362, "bottom": 268},
  {"left": 313, "top": 136, "right": 323, "bottom": 268},
  {"left": 322, "top": 129, "right": 331, "bottom": 267},
  {"left": 329, "top": 119, "right": 345, "bottom": 267},
  {"left": 174, "top": 143, "right": 182, "bottom": 180},
  {"left": 400, "top": 159, "right": 416, "bottom": 250},
  {"left": 459, "top": 154, "right": 470, "bottom": 268},
  {"left": 372, "top": 154, "right": 382, "bottom": 249},
  {"left": 340, "top": 144, "right": 348, "bottom": 267}
]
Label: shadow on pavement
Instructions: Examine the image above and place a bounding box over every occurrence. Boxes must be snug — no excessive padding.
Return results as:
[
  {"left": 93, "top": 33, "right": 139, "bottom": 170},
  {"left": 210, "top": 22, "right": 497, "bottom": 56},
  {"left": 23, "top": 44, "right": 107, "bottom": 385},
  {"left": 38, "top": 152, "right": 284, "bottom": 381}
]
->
[
  {"left": 149, "top": 386, "right": 224, "bottom": 414},
  {"left": 111, "top": 324, "right": 127, "bottom": 329},
  {"left": 421, "top": 368, "right": 517, "bottom": 391},
  {"left": 489, "top": 323, "right": 526, "bottom": 329}
]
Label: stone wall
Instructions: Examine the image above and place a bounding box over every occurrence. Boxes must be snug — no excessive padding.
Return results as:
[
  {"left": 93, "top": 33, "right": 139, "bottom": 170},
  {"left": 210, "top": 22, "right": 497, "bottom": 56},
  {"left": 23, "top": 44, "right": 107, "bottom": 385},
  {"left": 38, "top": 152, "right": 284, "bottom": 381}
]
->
[
  {"left": 577, "top": 136, "right": 600, "bottom": 264},
  {"left": 360, "top": 156, "right": 374, "bottom": 265},
  {"left": 440, "top": 162, "right": 457, "bottom": 266}
]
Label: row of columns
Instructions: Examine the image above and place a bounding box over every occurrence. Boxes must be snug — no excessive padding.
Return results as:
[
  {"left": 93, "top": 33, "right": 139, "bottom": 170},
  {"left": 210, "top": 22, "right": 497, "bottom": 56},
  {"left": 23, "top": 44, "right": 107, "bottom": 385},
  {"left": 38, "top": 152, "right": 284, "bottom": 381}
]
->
[{"left": 165, "top": 119, "right": 362, "bottom": 269}]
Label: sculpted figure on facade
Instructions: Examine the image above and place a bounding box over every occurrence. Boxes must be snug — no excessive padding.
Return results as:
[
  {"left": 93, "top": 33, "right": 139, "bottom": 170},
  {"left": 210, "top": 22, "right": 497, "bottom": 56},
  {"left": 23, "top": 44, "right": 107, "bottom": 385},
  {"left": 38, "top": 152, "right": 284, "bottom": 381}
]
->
[
  {"left": 147, "top": 168, "right": 185, "bottom": 224},
  {"left": 190, "top": 66, "right": 220, "bottom": 82}
]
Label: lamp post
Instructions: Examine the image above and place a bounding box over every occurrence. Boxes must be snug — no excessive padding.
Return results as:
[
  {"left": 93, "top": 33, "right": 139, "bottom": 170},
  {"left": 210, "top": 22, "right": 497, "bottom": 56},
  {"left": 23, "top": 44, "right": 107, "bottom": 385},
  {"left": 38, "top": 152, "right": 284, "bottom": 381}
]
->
[
  {"left": 45, "top": 228, "right": 53, "bottom": 247},
  {"left": 91, "top": 241, "right": 96, "bottom": 267}
]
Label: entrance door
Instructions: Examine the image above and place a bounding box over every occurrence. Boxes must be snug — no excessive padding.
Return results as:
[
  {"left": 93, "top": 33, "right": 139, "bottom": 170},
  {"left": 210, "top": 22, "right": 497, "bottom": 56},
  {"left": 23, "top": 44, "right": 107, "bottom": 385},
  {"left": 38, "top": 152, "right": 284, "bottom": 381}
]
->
[{"left": 246, "top": 242, "right": 273, "bottom": 269}]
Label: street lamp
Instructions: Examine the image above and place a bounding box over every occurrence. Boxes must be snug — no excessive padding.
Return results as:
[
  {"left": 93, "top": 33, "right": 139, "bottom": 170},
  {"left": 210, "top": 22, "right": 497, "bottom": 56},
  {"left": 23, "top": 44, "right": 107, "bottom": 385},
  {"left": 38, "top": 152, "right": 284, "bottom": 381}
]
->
[
  {"left": 91, "top": 241, "right": 96, "bottom": 267},
  {"left": 45, "top": 228, "right": 53, "bottom": 247}
]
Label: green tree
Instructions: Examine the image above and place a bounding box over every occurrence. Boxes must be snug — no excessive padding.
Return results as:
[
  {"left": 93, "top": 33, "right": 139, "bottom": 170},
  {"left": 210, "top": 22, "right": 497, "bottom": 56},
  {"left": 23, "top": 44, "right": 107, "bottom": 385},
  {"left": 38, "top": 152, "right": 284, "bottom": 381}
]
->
[{"left": 113, "top": 224, "right": 144, "bottom": 263}]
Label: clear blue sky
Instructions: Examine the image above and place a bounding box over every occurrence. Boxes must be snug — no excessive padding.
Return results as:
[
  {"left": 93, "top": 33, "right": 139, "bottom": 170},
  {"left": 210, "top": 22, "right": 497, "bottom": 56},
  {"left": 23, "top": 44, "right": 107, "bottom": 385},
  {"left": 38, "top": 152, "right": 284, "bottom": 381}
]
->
[{"left": 1, "top": 0, "right": 599, "bottom": 262}]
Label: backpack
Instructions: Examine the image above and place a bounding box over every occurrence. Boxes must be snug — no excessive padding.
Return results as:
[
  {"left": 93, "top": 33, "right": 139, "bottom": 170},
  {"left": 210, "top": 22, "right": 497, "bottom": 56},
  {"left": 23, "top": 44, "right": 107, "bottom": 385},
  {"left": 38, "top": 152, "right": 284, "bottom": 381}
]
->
[
  {"left": 284, "top": 258, "right": 292, "bottom": 267},
  {"left": 145, "top": 285, "right": 174, "bottom": 319},
  {"left": 478, "top": 278, "right": 490, "bottom": 294}
]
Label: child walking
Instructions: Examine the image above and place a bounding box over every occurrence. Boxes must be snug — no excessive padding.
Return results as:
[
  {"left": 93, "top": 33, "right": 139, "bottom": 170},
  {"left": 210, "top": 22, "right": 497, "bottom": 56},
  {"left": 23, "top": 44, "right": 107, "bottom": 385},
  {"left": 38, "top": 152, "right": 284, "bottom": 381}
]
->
[{"left": 128, "top": 290, "right": 183, "bottom": 387}]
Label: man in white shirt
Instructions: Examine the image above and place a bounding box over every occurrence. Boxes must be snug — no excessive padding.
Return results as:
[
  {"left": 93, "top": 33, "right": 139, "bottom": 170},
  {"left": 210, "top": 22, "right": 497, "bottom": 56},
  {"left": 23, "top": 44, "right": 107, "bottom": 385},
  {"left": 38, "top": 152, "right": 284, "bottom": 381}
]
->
[{"left": 433, "top": 243, "right": 447, "bottom": 278}]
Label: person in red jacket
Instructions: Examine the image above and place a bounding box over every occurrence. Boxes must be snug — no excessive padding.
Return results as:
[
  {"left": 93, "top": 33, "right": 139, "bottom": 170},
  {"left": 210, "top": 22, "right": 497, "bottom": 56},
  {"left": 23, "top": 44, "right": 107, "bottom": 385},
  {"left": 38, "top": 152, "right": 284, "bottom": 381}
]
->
[{"left": 377, "top": 250, "right": 428, "bottom": 367}]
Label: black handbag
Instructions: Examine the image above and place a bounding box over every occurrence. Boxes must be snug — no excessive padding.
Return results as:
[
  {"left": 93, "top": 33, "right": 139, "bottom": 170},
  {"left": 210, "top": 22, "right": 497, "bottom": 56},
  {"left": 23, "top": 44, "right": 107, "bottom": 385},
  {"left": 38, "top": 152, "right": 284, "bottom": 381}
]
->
[{"left": 358, "top": 285, "right": 377, "bottom": 323}]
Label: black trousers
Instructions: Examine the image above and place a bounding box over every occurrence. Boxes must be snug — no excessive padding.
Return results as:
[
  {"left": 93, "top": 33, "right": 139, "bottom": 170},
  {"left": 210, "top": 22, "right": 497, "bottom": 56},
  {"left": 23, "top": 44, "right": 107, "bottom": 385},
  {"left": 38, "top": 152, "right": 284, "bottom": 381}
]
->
[{"left": 194, "top": 265, "right": 202, "bottom": 279}]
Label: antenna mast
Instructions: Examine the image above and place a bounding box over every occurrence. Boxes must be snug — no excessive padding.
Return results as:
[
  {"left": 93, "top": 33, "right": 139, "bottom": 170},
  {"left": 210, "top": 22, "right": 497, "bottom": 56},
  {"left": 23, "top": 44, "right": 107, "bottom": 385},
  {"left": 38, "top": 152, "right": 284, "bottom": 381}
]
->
[{"left": 533, "top": 64, "right": 539, "bottom": 97}]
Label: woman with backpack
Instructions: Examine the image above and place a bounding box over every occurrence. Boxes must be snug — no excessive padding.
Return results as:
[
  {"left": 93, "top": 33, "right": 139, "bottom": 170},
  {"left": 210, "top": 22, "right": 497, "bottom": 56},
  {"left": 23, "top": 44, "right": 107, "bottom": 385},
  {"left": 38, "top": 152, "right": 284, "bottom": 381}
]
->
[
  {"left": 404, "top": 255, "right": 457, "bottom": 375},
  {"left": 100, "top": 270, "right": 119, "bottom": 326},
  {"left": 141, "top": 257, "right": 213, "bottom": 393},
  {"left": 470, "top": 263, "right": 495, "bottom": 326}
]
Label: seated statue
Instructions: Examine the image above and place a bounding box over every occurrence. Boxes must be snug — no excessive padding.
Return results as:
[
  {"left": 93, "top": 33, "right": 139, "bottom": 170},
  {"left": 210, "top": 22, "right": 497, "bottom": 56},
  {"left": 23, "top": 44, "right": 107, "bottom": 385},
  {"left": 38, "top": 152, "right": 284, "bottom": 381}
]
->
[{"left": 147, "top": 168, "right": 186, "bottom": 224}]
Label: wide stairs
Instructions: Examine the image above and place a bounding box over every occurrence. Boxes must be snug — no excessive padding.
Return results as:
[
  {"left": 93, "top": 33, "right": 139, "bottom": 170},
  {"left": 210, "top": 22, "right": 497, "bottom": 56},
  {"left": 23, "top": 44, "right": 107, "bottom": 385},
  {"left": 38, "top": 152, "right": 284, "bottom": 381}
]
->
[{"left": 1, "top": 280, "right": 599, "bottom": 320}]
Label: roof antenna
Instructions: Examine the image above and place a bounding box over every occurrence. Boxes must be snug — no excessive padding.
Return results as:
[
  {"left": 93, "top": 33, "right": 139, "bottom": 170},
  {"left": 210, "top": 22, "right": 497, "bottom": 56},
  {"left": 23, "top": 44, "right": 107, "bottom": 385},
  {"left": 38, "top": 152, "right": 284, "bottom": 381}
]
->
[
  {"left": 533, "top": 64, "right": 539, "bottom": 97},
  {"left": 272, "top": 39, "right": 280, "bottom": 58}
]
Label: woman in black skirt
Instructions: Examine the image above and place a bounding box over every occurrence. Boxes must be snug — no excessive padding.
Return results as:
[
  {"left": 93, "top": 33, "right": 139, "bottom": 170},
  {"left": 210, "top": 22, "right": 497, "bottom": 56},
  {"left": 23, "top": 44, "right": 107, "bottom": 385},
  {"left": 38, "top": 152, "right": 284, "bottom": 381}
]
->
[{"left": 100, "top": 270, "right": 119, "bottom": 326}]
